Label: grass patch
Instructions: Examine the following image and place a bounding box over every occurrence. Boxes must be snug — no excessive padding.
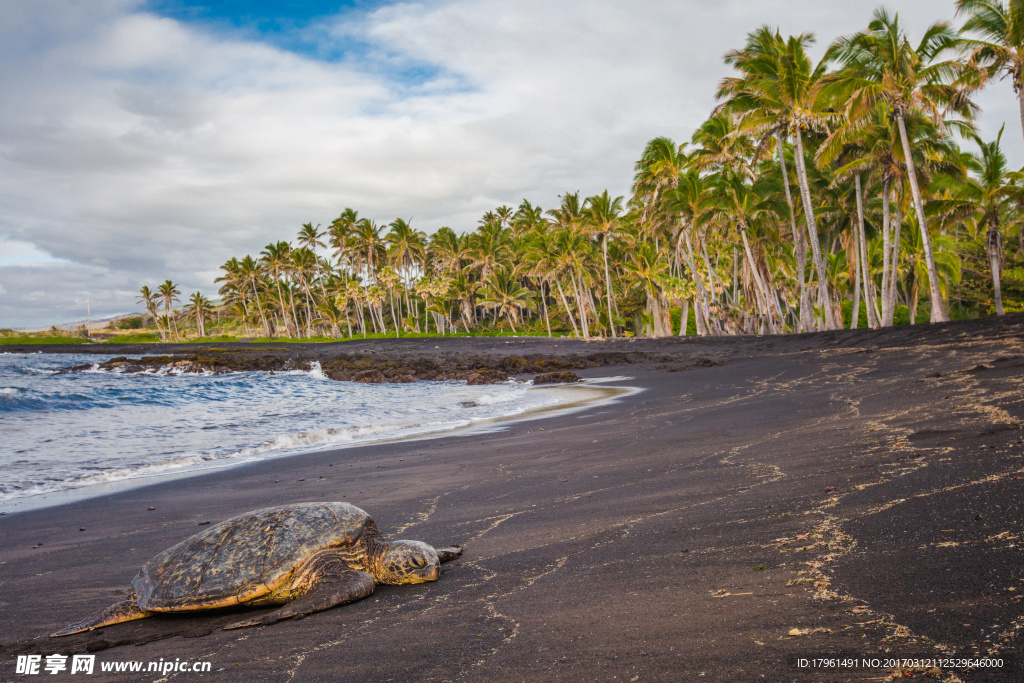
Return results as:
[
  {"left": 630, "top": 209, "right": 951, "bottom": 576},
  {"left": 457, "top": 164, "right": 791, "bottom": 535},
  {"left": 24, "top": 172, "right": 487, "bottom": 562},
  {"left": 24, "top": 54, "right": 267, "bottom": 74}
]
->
[
  {"left": 103, "top": 333, "right": 162, "bottom": 343},
  {"left": 0, "top": 336, "right": 94, "bottom": 345}
]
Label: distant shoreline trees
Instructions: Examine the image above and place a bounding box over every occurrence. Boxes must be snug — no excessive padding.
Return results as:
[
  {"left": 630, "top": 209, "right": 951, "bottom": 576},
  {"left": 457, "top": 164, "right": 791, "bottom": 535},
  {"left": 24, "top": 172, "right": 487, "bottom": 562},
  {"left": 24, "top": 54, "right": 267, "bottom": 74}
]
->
[{"left": 139, "top": 3, "right": 1022, "bottom": 341}]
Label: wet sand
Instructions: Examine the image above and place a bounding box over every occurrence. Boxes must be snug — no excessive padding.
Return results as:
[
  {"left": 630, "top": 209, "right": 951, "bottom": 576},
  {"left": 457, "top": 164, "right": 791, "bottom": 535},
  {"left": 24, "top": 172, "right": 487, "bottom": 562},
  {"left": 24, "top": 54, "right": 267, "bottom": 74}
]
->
[{"left": 2, "top": 317, "right": 1024, "bottom": 681}]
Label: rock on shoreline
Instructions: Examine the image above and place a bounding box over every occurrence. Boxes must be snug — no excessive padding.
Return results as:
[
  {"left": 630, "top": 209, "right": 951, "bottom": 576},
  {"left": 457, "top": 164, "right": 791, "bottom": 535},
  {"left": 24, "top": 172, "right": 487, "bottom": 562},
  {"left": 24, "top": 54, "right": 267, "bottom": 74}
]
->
[{"left": 61, "top": 351, "right": 624, "bottom": 385}]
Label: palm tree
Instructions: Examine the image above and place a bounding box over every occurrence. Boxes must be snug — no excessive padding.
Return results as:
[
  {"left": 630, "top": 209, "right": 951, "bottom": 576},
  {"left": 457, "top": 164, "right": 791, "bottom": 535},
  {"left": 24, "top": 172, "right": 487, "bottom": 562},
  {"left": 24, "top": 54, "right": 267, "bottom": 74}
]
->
[
  {"left": 477, "top": 269, "right": 536, "bottom": 332},
  {"left": 260, "top": 241, "right": 297, "bottom": 336},
  {"left": 824, "top": 9, "right": 976, "bottom": 322},
  {"left": 136, "top": 285, "right": 165, "bottom": 341},
  {"left": 329, "top": 208, "right": 359, "bottom": 275},
  {"left": 933, "top": 126, "right": 1019, "bottom": 314},
  {"left": 350, "top": 218, "right": 385, "bottom": 282},
  {"left": 583, "top": 190, "right": 625, "bottom": 337},
  {"left": 157, "top": 280, "right": 181, "bottom": 340},
  {"left": 377, "top": 265, "right": 403, "bottom": 336},
  {"left": 185, "top": 292, "right": 213, "bottom": 337},
  {"left": 718, "top": 27, "right": 837, "bottom": 329},
  {"left": 297, "top": 222, "right": 328, "bottom": 296},
  {"left": 238, "top": 255, "right": 272, "bottom": 337},
  {"left": 662, "top": 169, "right": 719, "bottom": 335},
  {"left": 956, "top": 0, "right": 1024, "bottom": 140},
  {"left": 623, "top": 242, "right": 671, "bottom": 337}
]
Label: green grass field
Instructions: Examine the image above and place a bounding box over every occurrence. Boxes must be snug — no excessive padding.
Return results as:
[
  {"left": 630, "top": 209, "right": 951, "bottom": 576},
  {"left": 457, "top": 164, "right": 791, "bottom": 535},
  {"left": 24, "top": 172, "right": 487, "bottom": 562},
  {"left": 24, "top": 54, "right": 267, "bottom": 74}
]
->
[{"left": 0, "top": 336, "right": 95, "bottom": 345}]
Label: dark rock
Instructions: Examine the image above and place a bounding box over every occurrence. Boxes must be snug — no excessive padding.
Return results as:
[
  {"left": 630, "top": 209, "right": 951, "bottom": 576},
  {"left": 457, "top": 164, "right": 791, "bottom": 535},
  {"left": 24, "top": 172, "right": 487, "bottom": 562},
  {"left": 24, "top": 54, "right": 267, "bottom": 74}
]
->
[{"left": 533, "top": 371, "right": 582, "bottom": 385}]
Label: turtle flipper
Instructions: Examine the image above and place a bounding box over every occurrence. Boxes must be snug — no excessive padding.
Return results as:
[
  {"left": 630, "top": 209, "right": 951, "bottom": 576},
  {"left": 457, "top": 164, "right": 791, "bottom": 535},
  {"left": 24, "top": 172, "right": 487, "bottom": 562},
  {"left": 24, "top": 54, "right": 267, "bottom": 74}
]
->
[
  {"left": 51, "top": 596, "right": 150, "bottom": 637},
  {"left": 436, "top": 546, "right": 463, "bottom": 563},
  {"left": 223, "top": 568, "right": 375, "bottom": 630}
]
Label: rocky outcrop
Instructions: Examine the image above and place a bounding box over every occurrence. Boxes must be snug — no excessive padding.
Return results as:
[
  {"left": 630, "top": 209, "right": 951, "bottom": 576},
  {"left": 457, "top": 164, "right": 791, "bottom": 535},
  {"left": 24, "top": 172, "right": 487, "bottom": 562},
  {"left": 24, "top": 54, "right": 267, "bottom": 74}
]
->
[{"left": 532, "top": 371, "right": 582, "bottom": 384}]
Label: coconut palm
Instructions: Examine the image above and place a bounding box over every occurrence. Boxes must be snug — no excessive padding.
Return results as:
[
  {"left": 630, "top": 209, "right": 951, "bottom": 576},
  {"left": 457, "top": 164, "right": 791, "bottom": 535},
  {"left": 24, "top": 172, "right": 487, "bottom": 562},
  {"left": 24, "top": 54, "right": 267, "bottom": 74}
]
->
[
  {"left": 823, "top": 8, "right": 977, "bottom": 322},
  {"left": 717, "top": 27, "right": 837, "bottom": 329},
  {"left": 932, "top": 126, "right": 1020, "bottom": 314},
  {"left": 260, "top": 241, "right": 298, "bottom": 336},
  {"left": 583, "top": 190, "right": 625, "bottom": 337},
  {"left": 136, "top": 285, "right": 165, "bottom": 341},
  {"left": 185, "top": 292, "right": 213, "bottom": 337},
  {"left": 157, "top": 280, "right": 181, "bottom": 340},
  {"left": 477, "top": 269, "right": 536, "bottom": 332},
  {"left": 956, "top": 0, "right": 1024, "bottom": 140},
  {"left": 238, "top": 256, "right": 272, "bottom": 337}
]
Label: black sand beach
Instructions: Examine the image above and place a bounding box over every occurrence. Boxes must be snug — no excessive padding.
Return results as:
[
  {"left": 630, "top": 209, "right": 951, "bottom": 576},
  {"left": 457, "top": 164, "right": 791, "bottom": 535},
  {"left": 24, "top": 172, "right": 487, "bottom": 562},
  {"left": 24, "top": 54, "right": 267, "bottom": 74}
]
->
[{"left": 2, "top": 317, "right": 1024, "bottom": 681}]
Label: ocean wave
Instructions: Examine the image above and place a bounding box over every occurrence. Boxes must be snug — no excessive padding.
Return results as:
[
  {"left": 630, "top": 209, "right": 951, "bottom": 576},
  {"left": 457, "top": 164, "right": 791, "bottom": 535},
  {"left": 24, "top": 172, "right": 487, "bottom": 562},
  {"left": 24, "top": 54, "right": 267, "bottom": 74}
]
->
[{"left": 0, "top": 352, "right": 591, "bottom": 506}]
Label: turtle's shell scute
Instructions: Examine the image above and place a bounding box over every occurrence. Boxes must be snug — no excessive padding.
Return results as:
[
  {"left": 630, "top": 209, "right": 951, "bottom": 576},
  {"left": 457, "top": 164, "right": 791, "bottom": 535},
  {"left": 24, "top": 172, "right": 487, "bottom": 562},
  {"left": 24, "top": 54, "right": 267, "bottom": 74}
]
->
[{"left": 133, "top": 502, "right": 373, "bottom": 611}]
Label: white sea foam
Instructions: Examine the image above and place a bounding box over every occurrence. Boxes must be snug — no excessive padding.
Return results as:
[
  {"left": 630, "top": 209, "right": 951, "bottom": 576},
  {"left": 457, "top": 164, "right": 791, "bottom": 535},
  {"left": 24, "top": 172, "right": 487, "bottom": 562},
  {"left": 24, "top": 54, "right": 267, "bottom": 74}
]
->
[{"left": 0, "top": 352, "right": 621, "bottom": 508}]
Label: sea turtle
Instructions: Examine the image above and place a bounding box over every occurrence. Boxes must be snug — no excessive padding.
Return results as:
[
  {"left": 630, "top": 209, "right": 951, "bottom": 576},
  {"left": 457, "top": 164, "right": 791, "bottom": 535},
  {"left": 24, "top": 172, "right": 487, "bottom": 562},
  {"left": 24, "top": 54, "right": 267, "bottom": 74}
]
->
[{"left": 52, "top": 502, "right": 462, "bottom": 636}]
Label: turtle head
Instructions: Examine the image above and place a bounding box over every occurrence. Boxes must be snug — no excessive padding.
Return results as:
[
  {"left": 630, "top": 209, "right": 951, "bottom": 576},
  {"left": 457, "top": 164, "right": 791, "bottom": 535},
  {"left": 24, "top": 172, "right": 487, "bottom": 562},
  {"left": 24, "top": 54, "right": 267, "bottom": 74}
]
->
[{"left": 374, "top": 540, "right": 440, "bottom": 585}]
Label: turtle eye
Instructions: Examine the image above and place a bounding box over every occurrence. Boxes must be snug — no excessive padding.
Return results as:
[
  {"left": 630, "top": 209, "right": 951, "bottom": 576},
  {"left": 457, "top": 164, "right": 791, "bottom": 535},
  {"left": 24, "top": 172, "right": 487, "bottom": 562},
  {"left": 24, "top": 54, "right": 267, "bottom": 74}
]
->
[{"left": 412, "top": 557, "right": 425, "bottom": 568}]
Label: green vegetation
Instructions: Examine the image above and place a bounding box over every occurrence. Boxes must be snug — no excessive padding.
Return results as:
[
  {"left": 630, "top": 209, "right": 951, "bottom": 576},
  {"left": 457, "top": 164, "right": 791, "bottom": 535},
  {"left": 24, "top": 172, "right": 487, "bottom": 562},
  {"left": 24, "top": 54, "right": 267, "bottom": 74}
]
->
[
  {"left": 116, "top": 316, "right": 144, "bottom": 330},
  {"left": 127, "top": 2, "right": 1020, "bottom": 342},
  {"left": 0, "top": 336, "right": 94, "bottom": 345},
  {"left": 103, "top": 333, "right": 162, "bottom": 344}
]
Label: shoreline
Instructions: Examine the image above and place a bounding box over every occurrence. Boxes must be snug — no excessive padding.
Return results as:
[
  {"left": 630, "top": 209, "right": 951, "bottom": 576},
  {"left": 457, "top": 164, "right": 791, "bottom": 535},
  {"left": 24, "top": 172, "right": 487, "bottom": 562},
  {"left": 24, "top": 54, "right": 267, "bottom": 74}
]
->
[
  {"left": 2, "top": 316, "right": 1023, "bottom": 681},
  {"left": 0, "top": 376, "right": 638, "bottom": 516}
]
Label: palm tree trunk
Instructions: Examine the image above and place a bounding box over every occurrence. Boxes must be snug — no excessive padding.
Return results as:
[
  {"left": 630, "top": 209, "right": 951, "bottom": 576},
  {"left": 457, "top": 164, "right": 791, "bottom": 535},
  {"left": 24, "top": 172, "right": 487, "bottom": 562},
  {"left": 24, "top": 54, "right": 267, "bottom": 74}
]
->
[
  {"left": 850, "top": 232, "right": 862, "bottom": 329},
  {"left": 1018, "top": 86, "right": 1024, "bottom": 145},
  {"left": 682, "top": 234, "right": 713, "bottom": 335},
  {"left": 895, "top": 112, "right": 949, "bottom": 323},
  {"left": 988, "top": 226, "right": 1005, "bottom": 315},
  {"left": 679, "top": 299, "right": 689, "bottom": 336},
  {"left": 793, "top": 128, "right": 839, "bottom": 329},
  {"left": 880, "top": 179, "right": 892, "bottom": 326},
  {"left": 739, "top": 227, "right": 776, "bottom": 333},
  {"left": 569, "top": 270, "right": 589, "bottom": 338},
  {"left": 555, "top": 280, "right": 580, "bottom": 338},
  {"left": 777, "top": 131, "right": 810, "bottom": 332},
  {"left": 541, "top": 280, "right": 552, "bottom": 337},
  {"left": 250, "top": 282, "right": 271, "bottom": 337},
  {"left": 854, "top": 174, "right": 879, "bottom": 328},
  {"left": 888, "top": 201, "right": 903, "bottom": 324},
  {"left": 601, "top": 237, "right": 616, "bottom": 338},
  {"left": 389, "top": 289, "right": 400, "bottom": 337}
]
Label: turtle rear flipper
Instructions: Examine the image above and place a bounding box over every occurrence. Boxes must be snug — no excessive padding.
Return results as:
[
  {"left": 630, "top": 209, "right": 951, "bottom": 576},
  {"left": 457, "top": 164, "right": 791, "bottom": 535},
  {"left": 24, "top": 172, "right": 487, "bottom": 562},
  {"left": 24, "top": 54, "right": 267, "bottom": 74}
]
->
[
  {"left": 223, "top": 568, "right": 375, "bottom": 630},
  {"left": 51, "top": 596, "right": 150, "bottom": 637}
]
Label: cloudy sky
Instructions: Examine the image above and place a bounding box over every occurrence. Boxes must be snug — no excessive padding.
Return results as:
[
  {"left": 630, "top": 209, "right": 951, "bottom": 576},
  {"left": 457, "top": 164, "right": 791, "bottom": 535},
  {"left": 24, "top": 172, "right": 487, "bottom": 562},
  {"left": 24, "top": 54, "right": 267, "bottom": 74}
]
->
[{"left": 1, "top": 0, "right": 1020, "bottom": 328}]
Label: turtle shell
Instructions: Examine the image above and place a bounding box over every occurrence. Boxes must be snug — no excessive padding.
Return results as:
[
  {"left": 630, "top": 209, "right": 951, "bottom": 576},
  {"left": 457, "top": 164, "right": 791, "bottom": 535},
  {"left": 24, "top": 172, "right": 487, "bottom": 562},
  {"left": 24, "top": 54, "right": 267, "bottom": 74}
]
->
[{"left": 132, "top": 502, "right": 375, "bottom": 611}]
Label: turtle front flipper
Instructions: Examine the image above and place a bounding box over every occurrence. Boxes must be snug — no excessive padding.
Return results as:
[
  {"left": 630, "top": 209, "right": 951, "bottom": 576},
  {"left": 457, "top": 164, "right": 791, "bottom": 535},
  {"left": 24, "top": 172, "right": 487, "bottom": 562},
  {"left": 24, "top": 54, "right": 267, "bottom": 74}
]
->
[
  {"left": 51, "top": 594, "right": 151, "bottom": 637},
  {"left": 223, "top": 568, "right": 375, "bottom": 630},
  {"left": 437, "top": 546, "right": 463, "bottom": 563}
]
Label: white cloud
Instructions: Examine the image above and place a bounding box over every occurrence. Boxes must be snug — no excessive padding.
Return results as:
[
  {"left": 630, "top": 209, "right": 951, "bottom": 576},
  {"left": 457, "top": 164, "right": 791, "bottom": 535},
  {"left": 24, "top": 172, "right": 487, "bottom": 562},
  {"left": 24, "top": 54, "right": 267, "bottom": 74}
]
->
[{"left": 0, "top": 0, "right": 1019, "bottom": 327}]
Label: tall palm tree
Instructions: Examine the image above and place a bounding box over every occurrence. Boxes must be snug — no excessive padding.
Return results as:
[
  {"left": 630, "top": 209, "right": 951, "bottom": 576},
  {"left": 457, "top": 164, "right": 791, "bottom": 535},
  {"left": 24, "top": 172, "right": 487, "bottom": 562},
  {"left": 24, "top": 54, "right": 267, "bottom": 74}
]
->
[
  {"left": 329, "top": 209, "right": 359, "bottom": 275},
  {"left": 478, "top": 269, "right": 536, "bottom": 332},
  {"left": 718, "top": 27, "right": 837, "bottom": 329},
  {"left": 185, "top": 292, "right": 213, "bottom": 337},
  {"left": 136, "top": 285, "right": 165, "bottom": 341},
  {"left": 297, "top": 222, "right": 327, "bottom": 296},
  {"left": 238, "top": 255, "right": 272, "bottom": 337},
  {"left": 583, "top": 190, "right": 625, "bottom": 337},
  {"left": 956, "top": 0, "right": 1024, "bottom": 140},
  {"left": 260, "top": 241, "right": 297, "bottom": 336},
  {"left": 350, "top": 218, "right": 385, "bottom": 282},
  {"left": 157, "top": 280, "right": 181, "bottom": 340},
  {"left": 824, "top": 8, "right": 976, "bottom": 322},
  {"left": 933, "top": 126, "right": 1019, "bottom": 314}
]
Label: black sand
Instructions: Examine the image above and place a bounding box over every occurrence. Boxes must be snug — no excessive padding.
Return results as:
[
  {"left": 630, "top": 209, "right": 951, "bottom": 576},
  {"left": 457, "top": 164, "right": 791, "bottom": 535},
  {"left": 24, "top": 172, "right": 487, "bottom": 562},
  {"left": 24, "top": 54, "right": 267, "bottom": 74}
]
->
[{"left": 2, "top": 317, "right": 1024, "bottom": 681}]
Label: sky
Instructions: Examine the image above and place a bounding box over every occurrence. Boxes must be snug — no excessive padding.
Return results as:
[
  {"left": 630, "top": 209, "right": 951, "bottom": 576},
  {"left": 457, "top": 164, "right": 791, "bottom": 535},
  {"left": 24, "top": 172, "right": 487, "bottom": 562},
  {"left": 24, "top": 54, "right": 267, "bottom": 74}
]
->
[{"left": 1, "top": 0, "right": 1020, "bottom": 328}]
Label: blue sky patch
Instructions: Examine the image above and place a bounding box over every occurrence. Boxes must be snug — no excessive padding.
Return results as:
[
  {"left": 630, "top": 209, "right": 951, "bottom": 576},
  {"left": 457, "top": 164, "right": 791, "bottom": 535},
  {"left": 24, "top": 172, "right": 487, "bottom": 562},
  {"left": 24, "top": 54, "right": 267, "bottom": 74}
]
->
[{"left": 145, "top": 0, "right": 455, "bottom": 90}]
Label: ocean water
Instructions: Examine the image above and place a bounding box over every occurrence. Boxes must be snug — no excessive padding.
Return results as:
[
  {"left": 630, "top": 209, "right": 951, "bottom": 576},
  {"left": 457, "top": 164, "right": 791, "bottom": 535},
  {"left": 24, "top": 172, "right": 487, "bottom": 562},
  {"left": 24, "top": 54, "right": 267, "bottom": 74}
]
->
[{"left": 0, "top": 352, "right": 588, "bottom": 508}]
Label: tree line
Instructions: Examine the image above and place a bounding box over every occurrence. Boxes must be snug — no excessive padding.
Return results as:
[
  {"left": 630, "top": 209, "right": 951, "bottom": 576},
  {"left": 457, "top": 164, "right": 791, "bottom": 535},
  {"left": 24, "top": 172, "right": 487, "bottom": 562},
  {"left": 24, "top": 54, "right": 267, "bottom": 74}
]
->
[{"left": 139, "top": 2, "right": 1023, "bottom": 341}]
